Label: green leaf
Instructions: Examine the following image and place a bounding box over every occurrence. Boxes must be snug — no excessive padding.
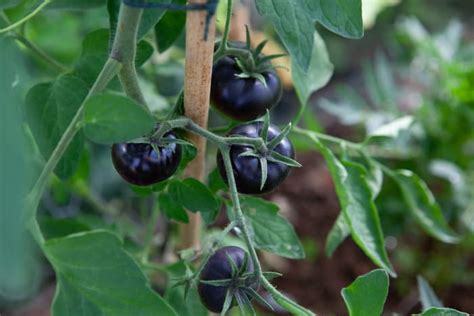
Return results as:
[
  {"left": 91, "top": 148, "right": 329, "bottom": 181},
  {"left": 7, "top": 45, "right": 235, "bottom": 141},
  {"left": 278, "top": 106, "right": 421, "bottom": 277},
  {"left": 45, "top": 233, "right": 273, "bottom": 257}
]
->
[
  {"left": 367, "top": 116, "right": 414, "bottom": 139},
  {"left": 72, "top": 29, "right": 153, "bottom": 87},
  {"left": 25, "top": 74, "right": 88, "bottom": 179},
  {"left": 154, "top": 0, "right": 186, "bottom": 53},
  {"left": 325, "top": 212, "right": 350, "bottom": 257},
  {"left": 39, "top": 217, "right": 92, "bottom": 240},
  {"left": 239, "top": 196, "right": 305, "bottom": 259},
  {"left": 168, "top": 178, "right": 220, "bottom": 224},
  {"left": 417, "top": 276, "right": 443, "bottom": 311},
  {"left": 208, "top": 168, "right": 226, "bottom": 194},
  {"left": 176, "top": 142, "right": 197, "bottom": 173},
  {"left": 392, "top": 170, "right": 460, "bottom": 243},
  {"left": 256, "top": 0, "right": 363, "bottom": 70},
  {"left": 307, "top": 134, "right": 395, "bottom": 275},
  {"left": 341, "top": 269, "right": 389, "bottom": 316},
  {"left": 44, "top": 230, "right": 178, "bottom": 316},
  {"left": 107, "top": 0, "right": 171, "bottom": 40},
  {"left": 46, "top": 0, "right": 105, "bottom": 10},
  {"left": 292, "top": 31, "right": 334, "bottom": 108},
  {"left": 82, "top": 93, "right": 155, "bottom": 144},
  {"left": 358, "top": 155, "right": 384, "bottom": 199},
  {"left": 164, "top": 262, "right": 207, "bottom": 316},
  {"left": 0, "top": 0, "right": 21, "bottom": 9},
  {"left": 158, "top": 192, "right": 189, "bottom": 223},
  {"left": 415, "top": 308, "right": 469, "bottom": 316}
]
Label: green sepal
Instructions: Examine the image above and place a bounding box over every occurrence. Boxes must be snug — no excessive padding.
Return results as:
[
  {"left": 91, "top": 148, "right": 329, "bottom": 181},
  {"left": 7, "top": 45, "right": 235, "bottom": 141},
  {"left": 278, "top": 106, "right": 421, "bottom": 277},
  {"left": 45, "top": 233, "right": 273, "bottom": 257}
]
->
[
  {"left": 199, "top": 278, "right": 234, "bottom": 287},
  {"left": 257, "top": 53, "right": 287, "bottom": 67},
  {"left": 159, "top": 137, "right": 195, "bottom": 147},
  {"left": 268, "top": 151, "right": 302, "bottom": 168},
  {"left": 235, "top": 71, "right": 268, "bottom": 88},
  {"left": 238, "top": 252, "right": 250, "bottom": 276},
  {"left": 238, "top": 149, "right": 260, "bottom": 158},
  {"left": 226, "top": 253, "right": 239, "bottom": 277},
  {"left": 221, "top": 289, "right": 235, "bottom": 316},
  {"left": 127, "top": 137, "right": 151, "bottom": 144},
  {"left": 259, "top": 157, "right": 268, "bottom": 190},
  {"left": 262, "top": 271, "right": 283, "bottom": 280},
  {"left": 245, "top": 24, "right": 252, "bottom": 50},
  {"left": 260, "top": 110, "right": 271, "bottom": 142},
  {"left": 267, "top": 123, "right": 292, "bottom": 150},
  {"left": 239, "top": 290, "right": 257, "bottom": 316},
  {"left": 245, "top": 287, "right": 274, "bottom": 311},
  {"left": 151, "top": 143, "right": 162, "bottom": 159},
  {"left": 254, "top": 39, "right": 268, "bottom": 57}
]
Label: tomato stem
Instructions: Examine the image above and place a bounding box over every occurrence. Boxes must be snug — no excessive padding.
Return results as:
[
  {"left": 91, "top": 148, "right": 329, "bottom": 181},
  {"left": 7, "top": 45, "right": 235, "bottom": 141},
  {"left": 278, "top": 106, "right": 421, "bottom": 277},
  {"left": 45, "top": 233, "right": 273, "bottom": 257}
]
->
[
  {"left": 0, "top": 0, "right": 52, "bottom": 34},
  {"left": 219, "top": 149, "right": 263, "bottom": 276},
  {"left": 214, "top": 0, "right": 234, "bottom": 61},
  {"left": 110, "top": 5, "right": 149, "bottom": 112},
  {"left": 25, "top": 3, "right": 145, "bottom": 244},
  {"left": 141, "top": 197, "right": 162, "bottom": 263},
  {"left": 219, "top": 147, "right": 314, "bottom": 315},
  {"left": 293, "top": 127, "right": 419, "bottom": 160},
  {"left": 25, "top": 58, "right": 121, "bottom": 243}
]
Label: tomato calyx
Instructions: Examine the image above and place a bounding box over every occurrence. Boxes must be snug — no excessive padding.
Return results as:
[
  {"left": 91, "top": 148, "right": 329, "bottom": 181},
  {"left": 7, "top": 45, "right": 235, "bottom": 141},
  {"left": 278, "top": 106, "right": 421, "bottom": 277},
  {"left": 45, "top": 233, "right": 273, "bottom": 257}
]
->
[
  {"left": 128, "top": 123, "right": 193, "bottom": 157},
  {"left": 234, "top": 113, "right": 301, "bottom": 190},
  {"left": 223, "top": 27, "right": 286, "bottom": 87},
  {"left": 198, "top": 252, "right": 273, "bottom": 314}
]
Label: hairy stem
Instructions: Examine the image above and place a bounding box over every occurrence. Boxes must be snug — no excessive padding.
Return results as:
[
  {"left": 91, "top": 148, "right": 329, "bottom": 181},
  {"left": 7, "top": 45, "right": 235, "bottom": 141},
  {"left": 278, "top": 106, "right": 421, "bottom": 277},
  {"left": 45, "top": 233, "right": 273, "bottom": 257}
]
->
[
  {"left": 260, "top": 277, "right": 315, "bottom": 316},
  {"left": 25, "top": 4, "right": 145, "bottom": 243},
  {"left": 220, "top": 149, "right": 263, "bottom": 276},
  {"left": 219, "top": 147, "right": 314, "bottom": 315},
  {"left": 110, "top": 5, "right": 148, "bottom": 109},
  {"left": 154, "top": 117, "right": 267, "bottom": 150},
  {"left": 26, "top": 58, "right": 120, "bottom": 223},
  {"left": 1, "top": 11, "right": 67, "bottom": 72},
  {"left": 13, "top": 34, "right": 68, "bottom": 72},
  {"left": 141, "top": 198, "right": 162, "bottom": 263},
  {"left": 214, "top": 0, "right": 233, "bottom": 61},
  {"left": 292, "top": 127, "right": 419, "bottom": 160}
]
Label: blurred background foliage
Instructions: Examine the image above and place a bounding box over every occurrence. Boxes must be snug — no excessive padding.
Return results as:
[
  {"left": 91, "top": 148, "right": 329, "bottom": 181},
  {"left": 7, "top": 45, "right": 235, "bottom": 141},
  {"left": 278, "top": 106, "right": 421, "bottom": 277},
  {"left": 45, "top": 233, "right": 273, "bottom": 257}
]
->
[{"left": 1, "top": 0, "right": 473, "bottom": 314}]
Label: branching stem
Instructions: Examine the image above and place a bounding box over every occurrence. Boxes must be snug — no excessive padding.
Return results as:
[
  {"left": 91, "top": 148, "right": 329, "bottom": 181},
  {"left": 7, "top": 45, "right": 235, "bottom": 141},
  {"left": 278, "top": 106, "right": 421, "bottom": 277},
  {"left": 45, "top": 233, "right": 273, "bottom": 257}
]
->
[
  {"left": 0, "top": 0, "right": 51, "bottom": 34},
  {"left": 25, "top": 4, "right": 145, "bottom": 244}
]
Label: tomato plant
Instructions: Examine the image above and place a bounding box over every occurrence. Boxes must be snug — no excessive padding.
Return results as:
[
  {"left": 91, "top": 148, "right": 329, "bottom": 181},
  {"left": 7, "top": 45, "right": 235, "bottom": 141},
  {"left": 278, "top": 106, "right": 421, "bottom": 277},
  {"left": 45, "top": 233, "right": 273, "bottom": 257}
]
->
[{"left": 0, "top": 0, "right": 472, "bottom": 315}]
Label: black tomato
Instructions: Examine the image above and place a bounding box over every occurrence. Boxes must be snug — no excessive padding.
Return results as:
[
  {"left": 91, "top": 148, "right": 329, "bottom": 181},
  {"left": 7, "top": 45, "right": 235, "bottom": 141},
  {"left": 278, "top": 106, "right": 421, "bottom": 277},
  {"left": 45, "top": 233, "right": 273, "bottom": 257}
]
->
[
  {"left": 216, "top": 122, "right": 295, "bottom": 194},
  {"left": 210, "top": 55, "right": 282, "bottom": 121},
  {"left": 111, "top": 131, "right": 181, "bottom": 186},
  {"left": 198, "top": 246, "right": 253, "bottom": 313}
]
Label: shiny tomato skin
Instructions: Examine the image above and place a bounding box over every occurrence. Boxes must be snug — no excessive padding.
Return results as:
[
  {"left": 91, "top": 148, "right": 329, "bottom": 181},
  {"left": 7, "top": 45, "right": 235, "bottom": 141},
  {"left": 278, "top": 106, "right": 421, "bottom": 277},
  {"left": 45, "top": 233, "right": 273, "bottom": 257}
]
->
[
  {"left": 216, "top": 122, "right": 294, "bottom": 194},
  {"left": 111, "top": 131, "right": 181, "bottom": 186},
  {"left": 211, "top": 56, "right": 282, "bottom": 121},
  {"left": 198, "top": 246, "right": 253, "bottom": 313}
]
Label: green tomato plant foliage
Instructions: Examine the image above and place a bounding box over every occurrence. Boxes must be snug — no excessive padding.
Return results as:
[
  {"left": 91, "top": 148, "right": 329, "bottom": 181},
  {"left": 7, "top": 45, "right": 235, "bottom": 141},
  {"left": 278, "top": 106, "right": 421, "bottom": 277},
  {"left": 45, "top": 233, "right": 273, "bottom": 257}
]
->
[{"left": 1, "top": 0, "right": 471, "bottom": 315}]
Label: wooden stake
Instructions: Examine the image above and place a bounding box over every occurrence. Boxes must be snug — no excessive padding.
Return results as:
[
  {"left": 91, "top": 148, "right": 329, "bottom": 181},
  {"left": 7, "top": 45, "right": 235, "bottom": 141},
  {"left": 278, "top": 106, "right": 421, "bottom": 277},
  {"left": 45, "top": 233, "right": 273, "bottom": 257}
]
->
[{"left": 179, "top": 0, "right": 216, "bottom": 250}]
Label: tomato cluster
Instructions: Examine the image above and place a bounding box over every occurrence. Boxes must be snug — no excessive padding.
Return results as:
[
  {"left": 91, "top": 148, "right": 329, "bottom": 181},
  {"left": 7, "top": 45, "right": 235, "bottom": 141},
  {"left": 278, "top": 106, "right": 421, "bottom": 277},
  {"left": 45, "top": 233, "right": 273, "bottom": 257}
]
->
[{"left": 108, "top": 38, "right": 297, "bottom": 314}]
